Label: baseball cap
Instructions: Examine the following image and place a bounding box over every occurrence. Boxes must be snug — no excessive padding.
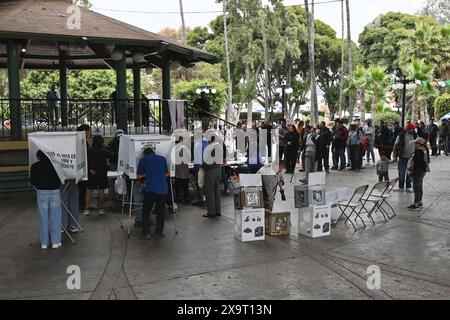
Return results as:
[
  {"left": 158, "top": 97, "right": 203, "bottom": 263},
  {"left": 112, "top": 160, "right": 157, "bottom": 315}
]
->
[
  {"left": 406, "top": 123, "right": 415, "bottom": 130},
  {"left": 115, "top": 129, "right": 124, "bottom": 137}
]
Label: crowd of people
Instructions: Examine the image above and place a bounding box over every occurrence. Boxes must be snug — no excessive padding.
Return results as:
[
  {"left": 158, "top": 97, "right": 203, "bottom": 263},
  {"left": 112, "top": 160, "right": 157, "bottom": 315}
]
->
[{"left": 29, "top": 114, "right": 449, "bottom": 248}]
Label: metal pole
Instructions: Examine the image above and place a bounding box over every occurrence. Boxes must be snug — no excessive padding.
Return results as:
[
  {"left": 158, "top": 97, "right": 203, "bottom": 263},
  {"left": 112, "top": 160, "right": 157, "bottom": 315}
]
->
[
  {"left": 282, "top": 86, "right": 286, "bottom": 119},
  {"left": 59, "top": 50, "right": 68, "bottom": 128},
  {"left": 133, "top": 63, "right": 142, "bottom": 128},
  {"left": 116, "top": 47, "right": 127, "bottom": 132},
  {"left": 402, "top": 80, "right": 407, "bottom": 128},
  {"left": 7, "top": 39, "right": 22, "bottom": 140}
]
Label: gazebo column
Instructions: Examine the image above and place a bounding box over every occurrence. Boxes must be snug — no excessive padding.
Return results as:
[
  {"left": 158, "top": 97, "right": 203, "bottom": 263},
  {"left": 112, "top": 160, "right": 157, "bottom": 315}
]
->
[
  {"left": 161, "top": 55, "right": 171, "bottom": 133},
  {"left": 133, "top": 63, "right": 142, "bottom": 128},
  {"left": 7, "top": 39, "right": 22, "bottom": 140},
  {"left": 115, "top": 47, "right": 127, "bottom": 133},
  {"left": 59, "top": 50, "right": 68, "bottom": 128}
]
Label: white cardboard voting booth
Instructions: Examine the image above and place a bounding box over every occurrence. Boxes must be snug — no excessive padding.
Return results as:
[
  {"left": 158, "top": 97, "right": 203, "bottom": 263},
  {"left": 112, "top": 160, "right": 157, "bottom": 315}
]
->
[
  {"left": 118, "top": 134, "right": 175, "bottom": 178},
  {"left": 28, "top": 132, "right": 88, "bottom": 244},
  {"left": 117, "top": 134, "right": 176, "bottom": 238},
  {"left": 28, "top": 132, "right": 88, "bottom": 183}
]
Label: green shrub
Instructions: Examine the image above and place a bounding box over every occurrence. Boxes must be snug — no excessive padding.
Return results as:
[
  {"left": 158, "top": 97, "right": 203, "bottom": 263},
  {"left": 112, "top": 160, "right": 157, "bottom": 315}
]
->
[
  {"left": 374, "top": 112, "right": 401, "bottom": 127},
  {"left": 434, "top": 94, "right": 450, "bottom": 120}
]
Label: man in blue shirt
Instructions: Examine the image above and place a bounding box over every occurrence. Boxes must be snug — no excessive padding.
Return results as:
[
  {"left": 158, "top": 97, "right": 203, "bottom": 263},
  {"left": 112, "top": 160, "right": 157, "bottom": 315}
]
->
[{"left": 137, "top": 148, "right": 169, "bottom": 240}]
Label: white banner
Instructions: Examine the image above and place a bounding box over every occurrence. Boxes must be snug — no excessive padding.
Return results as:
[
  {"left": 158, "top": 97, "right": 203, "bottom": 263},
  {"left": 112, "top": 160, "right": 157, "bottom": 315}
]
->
[
  {"left": 118, "top": 135, "right": 175, "bottom": 179},
  {"left": 28, "top": 132, "right": 88, "bottom": 183}
]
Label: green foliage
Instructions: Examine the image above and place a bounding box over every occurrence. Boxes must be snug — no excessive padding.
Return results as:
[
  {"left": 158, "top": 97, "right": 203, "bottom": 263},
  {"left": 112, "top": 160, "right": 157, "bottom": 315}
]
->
[
  {"left": 186, "top": 27, "right": 213, "bottom": 49},
  {"left": 359, "top": 12, "right": 439, "bottom": 72},
  {"left": 420, "top": 0, "right": 450, "bottom": 24},
  {"left": 173, "top": 80, "right": 227, "bottom": 116},
  {"left": 434, "top": 94, "right": 450, "bottom": 119},
  {"left": 374, "top": 111, "right": 401, "bottom": 127}
]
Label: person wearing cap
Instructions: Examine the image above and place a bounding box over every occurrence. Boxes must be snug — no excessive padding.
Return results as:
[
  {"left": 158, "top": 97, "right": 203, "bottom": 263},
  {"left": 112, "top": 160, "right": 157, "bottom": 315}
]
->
[
  {"left": 439, "top": 119, "right": 449, "bottom": 156},
  {"left": 393, "top": 123, "right": 417, "bottom": 192},
  {"left": 407, "top": 137, "right": 430, "bottom": 210},
  {"left": 426, "top": 118, "right": 439, "bottom": 156}
]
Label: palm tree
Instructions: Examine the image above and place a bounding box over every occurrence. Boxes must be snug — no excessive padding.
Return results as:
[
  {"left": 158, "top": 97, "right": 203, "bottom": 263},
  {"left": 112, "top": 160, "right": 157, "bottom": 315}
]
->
[
  {"left": 304, "top": 0, "right": 318, "bottom": 125},
  {"left": 404, "top": 59, "right": 434, "bottom": 122},
  {"left": 347, "top": 66, "right": 369, "bottom": 122},
  {"left": 365, "top": 66, "right": 391, "bottom": 119}
]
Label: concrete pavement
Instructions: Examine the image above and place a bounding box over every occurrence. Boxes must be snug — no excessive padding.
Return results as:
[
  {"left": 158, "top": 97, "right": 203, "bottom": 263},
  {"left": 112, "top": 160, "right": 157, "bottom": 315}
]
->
[{"left": 0, "top": 156, "right": 449, "bottom": 300}]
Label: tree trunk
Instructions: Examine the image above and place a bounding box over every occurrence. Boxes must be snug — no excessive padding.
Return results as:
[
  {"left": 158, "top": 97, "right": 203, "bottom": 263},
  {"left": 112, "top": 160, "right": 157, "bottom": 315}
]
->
[
  {"left": 371, "top": 90, "right": 378, "bottom": 119},
  {"left": 338, "top": 0, "right": 345, "bottom": 118},
  {"left": 260, "top": 1, "right": 270, "bottom": 122},
  {"left": 305, "top": 0, "right": 319, "bottom": 126},
  {"left": 178, "top": 0, "right": 187, "bottom": 44},
  {"left": 246, "top": 66, "right": 253, "bottom": 126},
  {"left": 360, "top": 90, "right": 366, "bottom": 123},
  {"left": 411, "top": 90, "right": 419, "bottom": 123},
  {"left": 419, "top": 99, "right": 426, "bottom": 122},
  {"left": 346, "top": 0, "right": 354, "bottom": 123},
  {"left": 223, "top": 1, "right": 233, "bottom": 122}
]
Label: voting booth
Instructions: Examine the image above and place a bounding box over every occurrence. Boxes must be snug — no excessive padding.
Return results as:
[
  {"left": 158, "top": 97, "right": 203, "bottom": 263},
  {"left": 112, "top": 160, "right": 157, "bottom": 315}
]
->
[
  {"left": 28, "top": 132, "right": 88, "bottom": 244},
  {"left": 117, "top": 134, "right": 176, "bottom": 237}
]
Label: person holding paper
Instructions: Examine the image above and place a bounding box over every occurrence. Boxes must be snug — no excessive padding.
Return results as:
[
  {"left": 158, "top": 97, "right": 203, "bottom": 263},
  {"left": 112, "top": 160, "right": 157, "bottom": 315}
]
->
[
  {"left": 137, "top": 147, "right": 169, "bottom": 240},
  {"left": 30, "top": 150, "right": 62, "bottom": 249}
]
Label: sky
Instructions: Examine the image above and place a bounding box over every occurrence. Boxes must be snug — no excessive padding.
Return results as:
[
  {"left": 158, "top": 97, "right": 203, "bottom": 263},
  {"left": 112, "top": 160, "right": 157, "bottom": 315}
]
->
[{"left": 90, "top": 0, "right": 426, "bottom": 43}]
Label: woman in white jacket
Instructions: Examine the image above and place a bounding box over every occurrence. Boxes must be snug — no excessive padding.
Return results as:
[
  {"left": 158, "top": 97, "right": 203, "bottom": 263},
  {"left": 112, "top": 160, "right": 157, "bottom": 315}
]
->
[{"left": 363, "top": 119, "right": 376, "bottom": 165}]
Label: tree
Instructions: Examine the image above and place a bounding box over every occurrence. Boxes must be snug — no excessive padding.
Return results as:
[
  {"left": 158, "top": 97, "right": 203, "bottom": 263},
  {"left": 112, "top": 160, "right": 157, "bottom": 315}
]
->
[
  {"left": 72, "top": 0, "right": 91, "bottom": 8},
  {"left": 346, "top": 66, "right": 369, "bottom": 122},
  {"left": 420, "top": 0, "right": 450, "bottom": 24},
  {"left": 403, "top": 59, "right": 434, "bottom": 122},
  {"left": 399, "top": 22, "right": 450, "bottom": 80},
  {"left": 365, "top": 66, "right": 392, "bottom": 119},
  {"left": 338, "top": 0, "right": 345, "bottom": 117},
  {"left": 346, "top": 0, "right": 354, "bottom": 123},
  {"left": 359, "top": 12, "right": 439, "bottom": 73}
]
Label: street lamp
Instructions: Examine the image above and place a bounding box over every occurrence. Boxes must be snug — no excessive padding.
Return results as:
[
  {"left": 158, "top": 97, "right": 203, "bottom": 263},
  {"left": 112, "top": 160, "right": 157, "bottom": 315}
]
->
[
  {"left": 276, "top": 80, "right": 293, "bottom": 118},
  {"left": 393, "top": 70, "right": 416, "bottom": 128},
  {"left": 196, "top": 82, "right": 217, "bottom": 95}
]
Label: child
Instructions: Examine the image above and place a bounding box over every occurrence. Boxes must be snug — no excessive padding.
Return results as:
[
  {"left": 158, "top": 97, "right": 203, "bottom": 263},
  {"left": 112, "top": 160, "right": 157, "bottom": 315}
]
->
[{"left": 376, "top": 152, "right": 389, "bottom": 182}]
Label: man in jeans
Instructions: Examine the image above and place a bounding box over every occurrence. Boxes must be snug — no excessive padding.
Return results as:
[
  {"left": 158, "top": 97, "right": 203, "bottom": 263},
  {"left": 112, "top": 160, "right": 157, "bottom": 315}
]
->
[
  {"left": 137, "top": 148, "right": 169, "bottom": 240},
  {"left": 30, "top": 150, "right": 62, "bottom": 249},
  {"left": 393, "top": 123, "right": 417, "bottom": 192}
]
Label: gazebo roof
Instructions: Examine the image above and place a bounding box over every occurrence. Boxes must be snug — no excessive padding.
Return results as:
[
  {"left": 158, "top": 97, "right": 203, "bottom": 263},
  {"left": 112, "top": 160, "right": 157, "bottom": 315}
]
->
[{"left": 0, "top": 0, "right": 218, "bottom": 69}]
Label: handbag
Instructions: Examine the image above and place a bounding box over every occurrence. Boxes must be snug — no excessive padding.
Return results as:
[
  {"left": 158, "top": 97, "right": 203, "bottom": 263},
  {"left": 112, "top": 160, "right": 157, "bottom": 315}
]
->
[
  {"left": 198, "top": 168, "right": 205, "bottom": 188},
  {"left": 114, "top": 175, "right": 127, "bottom": 196}
]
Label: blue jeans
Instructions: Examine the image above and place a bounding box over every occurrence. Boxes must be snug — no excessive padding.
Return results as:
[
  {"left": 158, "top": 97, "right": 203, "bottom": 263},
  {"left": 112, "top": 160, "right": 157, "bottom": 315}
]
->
[
  {"left": 333, "top": 147, "right": 346, "bottom": 169},
  {"left": 36, "top": 189, "right": 62, "bottom": 245},
  {"left": 398, "top": 157, "right": 412, "bottom": 189},
  {"left": 61, "top": 181, "right": 79, "bottom": 229}
]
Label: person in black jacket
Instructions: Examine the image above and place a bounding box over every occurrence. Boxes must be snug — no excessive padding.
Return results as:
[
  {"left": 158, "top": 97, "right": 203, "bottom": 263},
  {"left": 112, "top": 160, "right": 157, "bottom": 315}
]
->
[
  {"left": 284, "top": 125, "right": 300, "bottom": 174},
  {"left": 407, "top": 138, "right": 430, "bottom": 210},
  {"left": 316, "top": 121, "right": 333, "bottom": 172},
  {"left": 376, "top": 121, "right": 391, "bottom": 159},
  {"left": 30, "top": 150, "right": 62, "bottom": 249}
]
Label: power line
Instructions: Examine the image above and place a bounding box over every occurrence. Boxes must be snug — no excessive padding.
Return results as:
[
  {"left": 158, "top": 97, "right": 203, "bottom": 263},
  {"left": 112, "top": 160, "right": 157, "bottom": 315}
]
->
[{"left": 91, "top": 0, "right": 343, "bottom": 15}]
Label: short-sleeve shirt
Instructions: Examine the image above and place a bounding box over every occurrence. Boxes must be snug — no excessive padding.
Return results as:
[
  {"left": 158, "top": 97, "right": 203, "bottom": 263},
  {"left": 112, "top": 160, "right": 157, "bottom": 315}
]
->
[{"left": 137, "top": 153, "right": 169, "bottom": 195}]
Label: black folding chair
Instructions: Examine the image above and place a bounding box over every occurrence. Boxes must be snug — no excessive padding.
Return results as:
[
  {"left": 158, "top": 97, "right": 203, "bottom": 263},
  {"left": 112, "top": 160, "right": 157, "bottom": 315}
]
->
[
  {"left": 359, "top": 181, "right": 390, "bottom": 225},
  {"left": 368, "top": 178, "right": 399, "bottom": 219},
  {"left": 336, "top": 185, "right": 369, "bottom": 231}
]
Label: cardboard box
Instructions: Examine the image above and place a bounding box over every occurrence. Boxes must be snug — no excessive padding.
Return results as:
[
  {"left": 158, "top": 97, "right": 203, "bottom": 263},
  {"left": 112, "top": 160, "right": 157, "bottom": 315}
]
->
[
  {"left": 233, "top": 174, "right": 264, "bottom": 210},
  {"left": 294, "top": 185, "right": 309, "bottom": 208},
  {"left": 298, "top": 205, "right": 331, "bottom": 238},
  {"left": 234, "top": 208, "right": 265, "bottom": 242},
  {"left": 265, "top": 210, "right": 291, "bottom": 236},
  {"left": 309, "top": 185, "right": 326, "bottom": 206}
]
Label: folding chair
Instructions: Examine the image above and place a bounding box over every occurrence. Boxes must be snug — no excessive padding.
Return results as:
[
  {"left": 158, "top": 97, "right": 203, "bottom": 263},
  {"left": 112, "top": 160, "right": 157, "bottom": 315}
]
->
[
  {"left": 368, "top": 178, "right": 399, "bottom": 220},
  {"left": 359, "top": 181, "right": 390, "bottom": 225},
  {"left": 335, "top": 185, "right": 369, "bottom": 231}
]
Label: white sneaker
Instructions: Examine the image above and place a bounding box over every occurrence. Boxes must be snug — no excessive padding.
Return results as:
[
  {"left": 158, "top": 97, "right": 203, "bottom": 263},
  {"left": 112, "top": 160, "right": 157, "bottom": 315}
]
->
[
  {"left": 98, "top": 209, "right": 105, "bottom": 215},
  {"left": 52, "top": 243, "right": 62, "bottom": 249},
  {"left": 41, "top": 245, "right": 48, "bottom": 249},
  {"left": 69, "top": 227, "right": 79, "bottom": 233},
  {"left": 81, "top": 209, "right": 90, "bottom": 216},
  {"left": 406, "top": 188, "right": 414, "bottom": 193}
]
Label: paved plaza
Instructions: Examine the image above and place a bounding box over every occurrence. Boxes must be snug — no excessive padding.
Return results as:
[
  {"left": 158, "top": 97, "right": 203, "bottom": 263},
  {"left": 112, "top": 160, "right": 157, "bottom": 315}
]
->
[{"left": 1, "top": 157, "right": 449, "bottom": 300}]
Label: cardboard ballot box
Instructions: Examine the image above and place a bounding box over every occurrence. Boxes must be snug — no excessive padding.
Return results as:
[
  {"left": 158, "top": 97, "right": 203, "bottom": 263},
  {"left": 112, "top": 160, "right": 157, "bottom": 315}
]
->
[
  {"left": 233, "top": 174, "right": 264, "bottom": 210},
  {"left": 298, "top": 205, "right": 331, "bottom": 238},
  {"left": 234, "top": 208, "right": 265, "bottom": 242},
  {"left": 265, "top": 210, "right": 291, "bottom": 236}
]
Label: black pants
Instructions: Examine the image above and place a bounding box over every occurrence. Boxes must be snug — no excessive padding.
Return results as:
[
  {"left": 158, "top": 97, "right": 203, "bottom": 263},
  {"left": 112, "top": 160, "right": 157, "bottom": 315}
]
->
[
  {"left": 429, "top": 139, "right": 437, "bottom": 156},
  {"left": 378, "top": 172, "right": 389, "bottom": 182},
  {"left": 285, "top": 148, "right": 298, "bottom": 173},
  {"left": 78, "top": 181, "right": 88, "bottom": 208},
  {"left": 349, "top": 145, "right": 361, "bottom": 170},
  {"left": 317, "top": 147, "right": 330, "bottom": 171},
  {"left": 412, "top": 171, "right": 426, "bottom": 204},
  {"left": 142, "top": 192, "right": 167, "bottom": 235},
  {"left": 333, "top": 147, "right": 346, "bottom": 169},
  {"left": 175, "top": 178, "right": 189, "bottom": 201}
]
